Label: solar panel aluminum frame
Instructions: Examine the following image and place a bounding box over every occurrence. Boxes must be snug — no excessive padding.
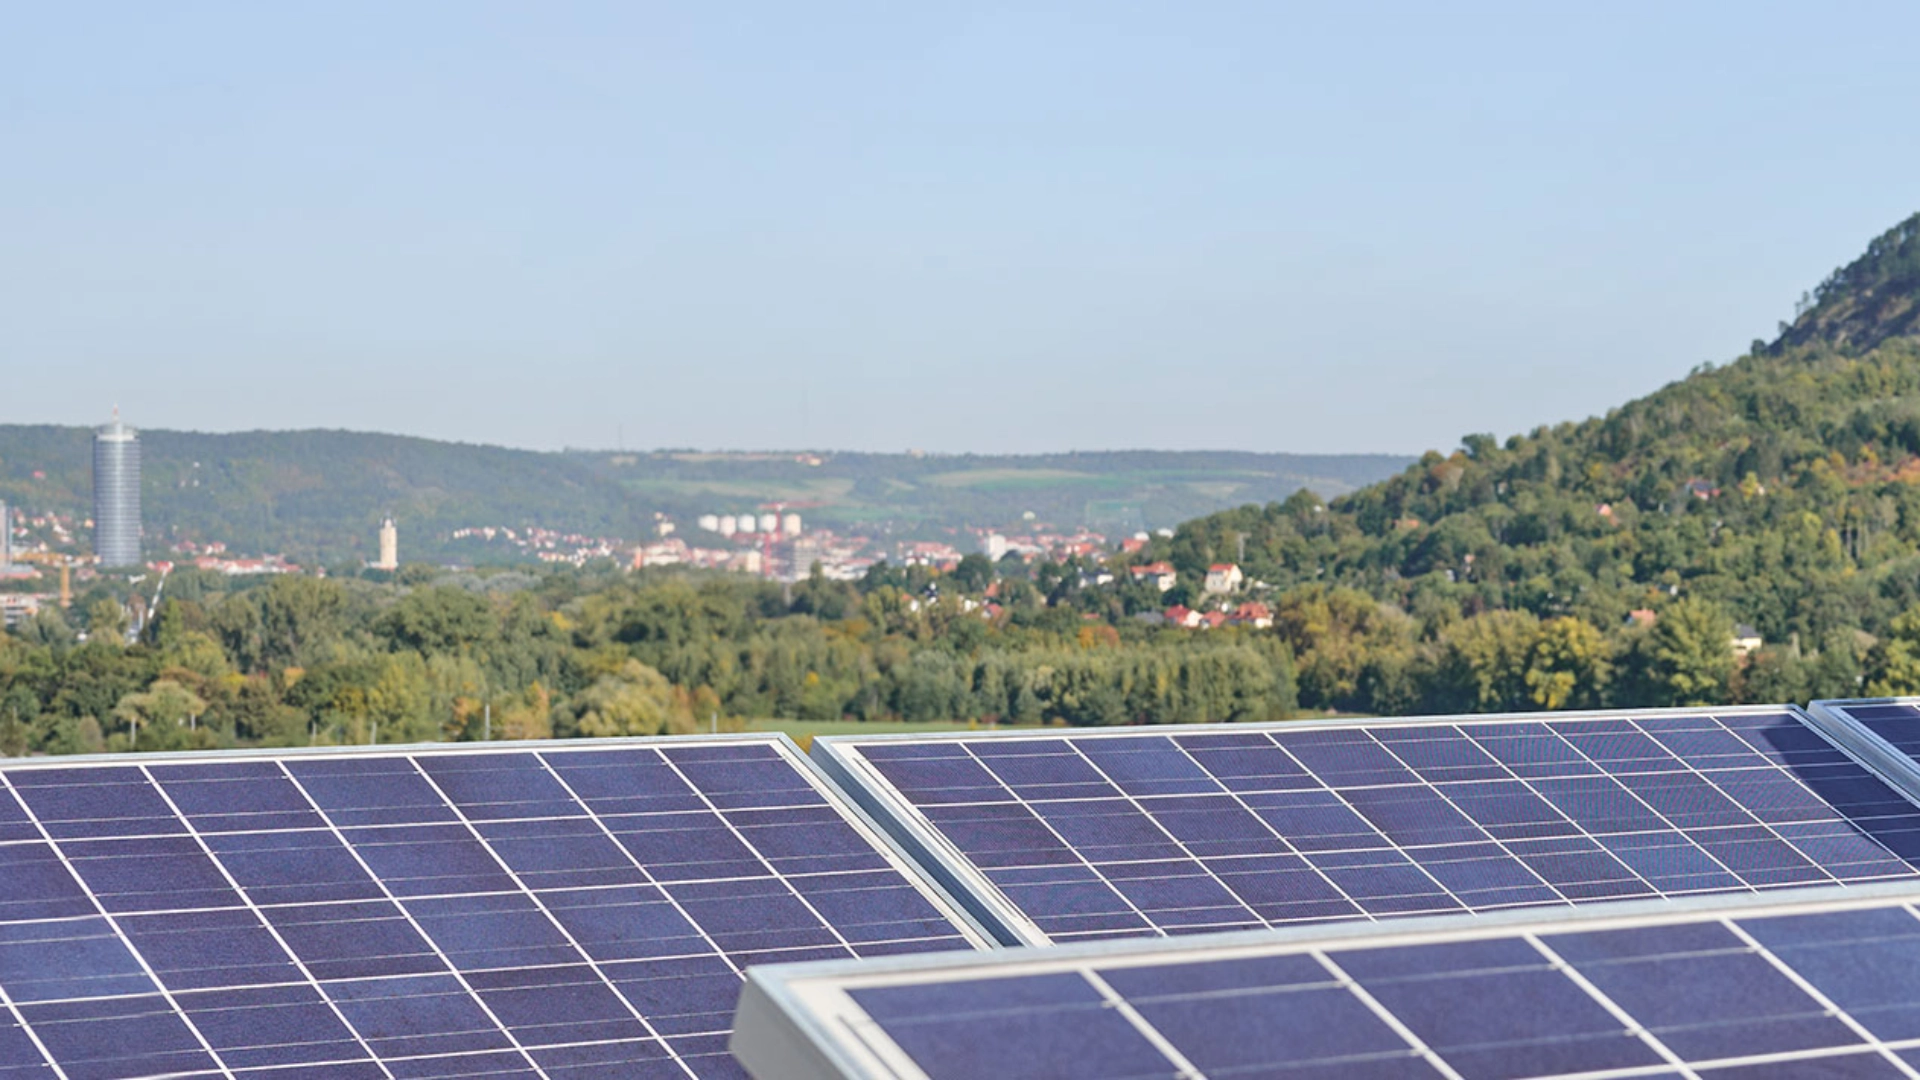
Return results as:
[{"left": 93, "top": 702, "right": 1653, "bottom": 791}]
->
[
  {"left": 1807, "top": 697, "right": 1920, "bottom": 808},
  {"left": 0, "top": 730, "right": 1001, "bottom": 949},
  {"left": 730, "top": 877, "right": 1920, "bottom": 1080},
  {"left": 811, "top": 704, "right": 1911, "bottom": 947}
]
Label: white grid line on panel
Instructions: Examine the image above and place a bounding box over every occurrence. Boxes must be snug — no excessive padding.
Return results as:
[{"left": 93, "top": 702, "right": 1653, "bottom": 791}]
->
[
  {"left": 650, "top": 747, "right": 864, "bottom": 959},
  {"left": 1520, "top": 933, "right": 1703, "bottom": 1080},
  {"left": 0, "top": 772, "right": 238, "bottom": 1079},
  {"left": 1059, "top": 740, "right": 1265, "bottom": 930},
  {"left": 1309, "top": 950, "right": 1467, "bottom": 1080},
  {"left": 1626, "top": 715, "right": 1849, "bottom": 889},
  {"left": 1702, "top": 712, "right": 1920, "bottom": 880},
  {"left": 1355, "top": 726, "right": 1582, "bottom": 909},
  {"left": 402, "top": 754, "right": 699, "bottom": 1080},
  {"left": 530, "top": 749, "right": 750, "bottom": 981},
  {"left": 1718, "top": 913, "right": 1920, "bottom": 1079},
  {"left": 1158, "top": 733, "right": 1385, "bottom": 929},
  {"left": 138, "top": 764, "right": 398, "bottom": 1080},
  {"left": 270, "top": 761, "right": 553, "bottom": 1080},
  {"left": 1077, "top": 968, "right": 1209, "bottom": 1080},
  {"left": 0, "top": 958, "right": 67, "bottom": 1080},
  {"left": 955, "top": 740, "right": 1165, "bottom": 941}
]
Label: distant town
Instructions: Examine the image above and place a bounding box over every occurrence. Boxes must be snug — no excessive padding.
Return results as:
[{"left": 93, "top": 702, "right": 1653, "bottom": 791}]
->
[{"left": 2, "top": 415, "right": 1289, "bottom": 636}]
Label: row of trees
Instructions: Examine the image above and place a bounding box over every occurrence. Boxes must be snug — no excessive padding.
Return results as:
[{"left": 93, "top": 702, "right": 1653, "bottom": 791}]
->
[
  {"left": 9, "top": 535, "right": 1920, "bottom": 760},
  {"left": 0, "top": 566, "right": 1305, "bottom": 756}
]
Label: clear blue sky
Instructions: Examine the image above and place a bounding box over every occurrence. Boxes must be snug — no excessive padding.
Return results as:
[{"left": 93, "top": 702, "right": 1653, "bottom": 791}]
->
[{"left": 4, "top": 2, "right": 1916, "bottom": 455}]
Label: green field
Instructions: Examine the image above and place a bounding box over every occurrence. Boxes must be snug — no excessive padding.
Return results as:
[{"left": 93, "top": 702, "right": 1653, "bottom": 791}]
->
[{"left": 921, "top": 467, "right": 1097, "bottom": 489}]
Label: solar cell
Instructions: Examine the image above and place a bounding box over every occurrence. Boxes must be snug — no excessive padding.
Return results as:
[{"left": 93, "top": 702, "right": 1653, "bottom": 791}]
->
[
  {"left": 731, "top": 882, "right": 1920, "bottom": 1080},
  {"left": 0, "top": 736, "right": 991, "bottom": 1080},
  {"left": 813, "top": 707, "right": 1920, "bottom": 944}
]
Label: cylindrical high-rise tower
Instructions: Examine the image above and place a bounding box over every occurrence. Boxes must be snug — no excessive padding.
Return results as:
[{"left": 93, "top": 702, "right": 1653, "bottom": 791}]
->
[{"left": 93, "top": 413, "right": 142, "bottom": 568}]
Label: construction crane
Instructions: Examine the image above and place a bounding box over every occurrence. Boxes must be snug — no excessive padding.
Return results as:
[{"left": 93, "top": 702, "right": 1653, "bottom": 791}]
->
[{"left": 10, "top": 552, "right": 83, "bottom": 608}]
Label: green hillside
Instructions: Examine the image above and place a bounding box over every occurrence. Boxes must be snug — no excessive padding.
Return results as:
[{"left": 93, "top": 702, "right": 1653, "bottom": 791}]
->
[
  {"left": 0, "top": 426, "right": 1407, "bottom": 565},
  {"left": 1164, "top": 211, "right": 1920, "bottom": 710},
  {"left": 0, "top": 428, "right": 646, "bottom": 566},
  {"left": 574, "top": 449, "right": 1407, "bottom": 537}
]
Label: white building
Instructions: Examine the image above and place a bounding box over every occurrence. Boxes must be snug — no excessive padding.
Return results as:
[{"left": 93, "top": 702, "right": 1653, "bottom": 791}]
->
[
  {"left": 758, "top": 513, "right": 778, "bottom": 533},
  {"left": 1203, "top": 563, "right": 1244, "bottom": 595},
  {"left": 374, "top": 518, "right": 399, "bottom": 570},
  {"left": 718, "top": 515, "right": 738, "bottom": 537},
  {"left": 697, "top": 514, "right": 721, "bottom": 533},
  {"left": 781, "top": 513, "right": 802, "bottom": 538},
  {"left": 984, "top": 533, "right": 1009, "bottom": 561},
  {"left": 1130, "top": 562, "right": 1177, "bottom": 593},
  {"left": 738, "top": 515, "right": 757, "bottom": 534}
]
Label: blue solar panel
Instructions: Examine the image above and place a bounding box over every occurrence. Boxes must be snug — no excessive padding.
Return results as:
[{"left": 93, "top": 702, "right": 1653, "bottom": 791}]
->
[
  {"left": 1809, "top": 698, "right": 1920, "bottom": 807},
  {"left": 0, "top": 737, "right": 989, "bottom": 1080},
  {"left": 814, "top": 708, "right": 1920, "bottom": 944},
  {"left": 731, "top": 886, "right": 1920, "bottom": 1080}
]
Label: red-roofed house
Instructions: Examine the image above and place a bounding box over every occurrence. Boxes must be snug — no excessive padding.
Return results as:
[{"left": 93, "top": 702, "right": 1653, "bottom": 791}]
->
[
  {"left": 1164, "top": 605, "right": 1204, "bottom": 629},
  {"left": 1131, "top": 562, "right": 1177, "bottom": 592},
  {"left": 1230, "top": 602, "right": 1273, "bottom": 629},
  {"left": 1203, "top": 563, "right": 1244, "bottom": 595}
]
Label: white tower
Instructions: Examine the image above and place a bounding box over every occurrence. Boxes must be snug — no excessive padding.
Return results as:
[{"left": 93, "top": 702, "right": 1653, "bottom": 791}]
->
[{"left": 375, "top": 518, "right": 399, "bottom": 570}]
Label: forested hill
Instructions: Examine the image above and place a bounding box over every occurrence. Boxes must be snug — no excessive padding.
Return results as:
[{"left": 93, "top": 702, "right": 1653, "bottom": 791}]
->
[
  {"left": 1774, "top": 213, "right": 1920, "bottom": 354},
  {"left": 0, "top": 428, "right": 644, "bottom": 567},
  {"left": 1164, "top": 211, "right": 1920, "bottom": 705},
  {"left": 0, "top": 425, "right": 1407, "bottom": 564}
]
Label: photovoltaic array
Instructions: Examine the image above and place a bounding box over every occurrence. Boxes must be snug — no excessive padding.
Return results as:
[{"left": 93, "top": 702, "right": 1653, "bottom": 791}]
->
[
  {"left": 813, "top": 709, "right": 1920, "bottom": 944},
  {"left": 733, "top": 885, "right": 1920, "bottom": 1080},
  {"left": 0, "top": 736, "right": 988, "bottom": 1080}
]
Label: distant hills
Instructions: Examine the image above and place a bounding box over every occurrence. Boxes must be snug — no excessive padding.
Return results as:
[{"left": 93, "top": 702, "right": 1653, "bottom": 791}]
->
[
  {"left": 1171, "top": 211, "right": 1920, "bottom": 652},
  {"left": 573, "top": 448, "right": 1409, "bottom": 538},
  {"left": 0, "top": 426, "right": 1408, "bottom": 565}
]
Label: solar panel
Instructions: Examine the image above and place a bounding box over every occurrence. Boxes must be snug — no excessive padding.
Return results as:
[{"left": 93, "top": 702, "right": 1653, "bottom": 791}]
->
[
  {"left": 732, "top": 881, "right": 1920, "bottom": 1080},
  {"left": 0, "top": 736, "right": 992, "bottom": 1080},
  {"left": 813, "top": 707, "right": 1920, "bottom": 945},
  {"left": 1810, "top": 698, "right": 1920, "bottom": 804}
]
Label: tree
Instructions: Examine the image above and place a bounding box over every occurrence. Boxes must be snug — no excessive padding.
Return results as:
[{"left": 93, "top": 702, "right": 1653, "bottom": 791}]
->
[
  {"left": 376, "top": 586, "right": 497, "bottom": 656},
  {"left": 1524, "top": 617, "right": 1611, "bottom": 710},
  {"left": 213, "top": 576, "right": 349, "bottom": 672},
  {"left": 560, "top": 659, "right": 691, "bottom": 737},
  {"left": 85, "top": 598, "right": 130, "bottom": 645},
  {"left": 112, "top": 679, "right": 210, "bottom": 751},
  {"left": 1435, "top": 610, "right": 1538, "bottom": 712},
  {"left": 1642, "top": 599, "right": 1736, "bottom": 706},
  {"left": 1867, "top": 608, "right": 1920, "bottom": 696},
  {"left": 951, "top": 554, "right": 995, "bottom": 594}
]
